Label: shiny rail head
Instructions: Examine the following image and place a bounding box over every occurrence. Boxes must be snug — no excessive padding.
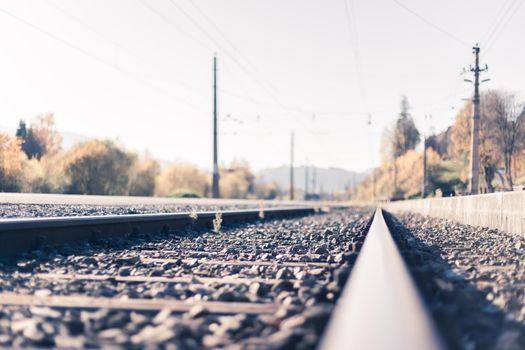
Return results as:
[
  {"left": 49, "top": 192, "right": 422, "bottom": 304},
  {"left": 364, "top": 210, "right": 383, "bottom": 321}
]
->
[{"left": 319, "top": 208, "right": 444, "bottom": 350}]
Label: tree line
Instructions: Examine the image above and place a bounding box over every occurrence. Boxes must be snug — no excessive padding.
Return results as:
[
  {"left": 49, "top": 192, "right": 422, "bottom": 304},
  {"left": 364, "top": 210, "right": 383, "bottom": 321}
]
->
[
  {"left": 0, "top": 114, "right": 282, "bottom": 199},
  {"left": 355, "top": 89, "right": 525, "bottom": 200}
]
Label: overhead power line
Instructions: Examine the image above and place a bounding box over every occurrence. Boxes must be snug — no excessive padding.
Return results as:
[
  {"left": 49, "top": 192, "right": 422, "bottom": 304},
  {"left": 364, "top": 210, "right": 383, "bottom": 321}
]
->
[
  {"left": 166, "top": 0, "right": 323, "bottom": 121},
  {"left": 343, "top": 0, "right": 368, "bottom": 114},
  {"left": 482, "top": 0, "right": 524, "bottom": 55},
  {"left": 142, "top": 0, "right": 310, "bottom": 121},
  {"left": 141, "top": 0, "right": 276, "bottom": 106},
  {"left": 186, "top": 0, "right": 282, "bottom": 97},
  {"left": 139, "top": 0, "right": 212, "bottom": 52},
  {"left": 391, "top": 0, "right": 469, "bottom": 47},
  {"left": 166, "top": 0, "right": 286, "bottom": 109},
  {"left": 0, "top": 5, "right": 202, "bottom": 111},
  {"left": 481, "top": 0, "right": 515, "bottom": 44},
  {"left": 46, "top": 0, "right": 200, "bottom": 93}
]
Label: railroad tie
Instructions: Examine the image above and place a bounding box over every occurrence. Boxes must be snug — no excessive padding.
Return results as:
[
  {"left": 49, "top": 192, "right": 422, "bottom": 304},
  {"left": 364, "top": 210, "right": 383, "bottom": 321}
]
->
[
  {"left": 0, "top": 293, "right": 285, "bottom": 315},
  {"left": 141, "top": 257, "right": 333, "bottom": 268},
  {"left": 33, "top": 273, "right": 301, "bottom": 285}
]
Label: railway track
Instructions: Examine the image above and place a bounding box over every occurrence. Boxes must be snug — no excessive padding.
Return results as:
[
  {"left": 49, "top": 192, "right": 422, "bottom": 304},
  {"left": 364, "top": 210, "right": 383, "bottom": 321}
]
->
[
  {"left": 0, "top": 207, "right": 315, "bottom": 261},
  {"left": 0, "top": 206, "right": 443, "bottom": 349}
]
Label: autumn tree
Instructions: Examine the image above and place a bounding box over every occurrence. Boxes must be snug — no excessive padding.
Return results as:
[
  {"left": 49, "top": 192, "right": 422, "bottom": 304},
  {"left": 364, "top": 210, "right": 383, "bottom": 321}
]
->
[
  {"left": 26, "top": 156, "right": 66, "bottom": 193},
  {"left": 155, "top": 163, "right": 209, "bottom": 197},
  {"left": 382, "top": 96, "right": 420, "bottom": 195},
  {"left": 15, "top": 114, "right": 62, "bottom": 160},
  {"left": 0, "top": 133, "right": 29, "bottom": 192},
  {"left": 62, "top": 140, "right": 133, "bottom": 195},
  {"left": 220, "top": 160, "right": 256, "bottom": 199},
  {"left": 31, "top": 113, "right": 62, "bottom": 156},
  {"left": 355, "top": 148, "right": 444, "bottom": 200},
  {"left": 128, "top": 154, "right": 160, "bottom": 196},
  {"left": 449, "top": 102, "right": 474, "bottom": 182},
  {"left": 16, "top": 120, "right": 43, "bottom": 160},
  {"left": 448, "top": 90, "right": 525, "bottom": 191},
  {"left": 254, "top": 181, "right": 282, "bottom": 199},
  {"left": 15, "top": 120, "right": 27, "bottom": 139},
  {"left": 489, "top": 91, "right": 525, "bottom": 189}
]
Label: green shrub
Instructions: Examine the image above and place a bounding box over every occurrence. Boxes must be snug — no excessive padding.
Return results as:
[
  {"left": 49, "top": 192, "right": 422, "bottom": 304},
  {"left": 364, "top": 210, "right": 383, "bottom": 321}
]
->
[{"left": 168, "top": 190, "right": 201, "bottom": 198}]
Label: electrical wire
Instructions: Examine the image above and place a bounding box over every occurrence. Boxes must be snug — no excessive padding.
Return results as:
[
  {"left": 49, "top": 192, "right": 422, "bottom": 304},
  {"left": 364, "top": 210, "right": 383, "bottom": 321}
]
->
[
  {"left": 0, "top": 5, "right": 201, "bottom": 112},
  {"left": 46, "top": 0, "right": 201, "bottom": 92},
  {"left": 142, "top": 0, "right": 311, "bottom": 121},
  {"left": 142, "top": 0, "right": 315, "bottom": 120},
  {"left": 391, "top": 0, "right": 470, "bottom": 47},
  {"left": 480, "top": 0, "right": 514, "bottom": 45},
  {"left": 343, "top": 0, "right": 368, "bottom": 115},
  {"left": 186, "top": 0, "right": 282, "bottom": 97},
  {"left": 483, "top": 0, "right": 524, "bottom": 55},
  {"left": 139, "top": 0, "right": 212, "bottom": 53},
  {"left": 186, "top": 0, "right": 320, "bottom": 122},
  {"left": 166, "top": 0, "right": 303, "bottom": 115}
]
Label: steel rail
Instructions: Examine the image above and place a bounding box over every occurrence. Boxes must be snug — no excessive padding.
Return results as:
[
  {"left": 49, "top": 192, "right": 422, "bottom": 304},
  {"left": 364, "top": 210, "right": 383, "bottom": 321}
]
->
[
  {"left": 0, "top": 207, "right": 315, "bottom": 261},
  {"left": 319, "top": 208, "right": 444, "bottom": 350}
]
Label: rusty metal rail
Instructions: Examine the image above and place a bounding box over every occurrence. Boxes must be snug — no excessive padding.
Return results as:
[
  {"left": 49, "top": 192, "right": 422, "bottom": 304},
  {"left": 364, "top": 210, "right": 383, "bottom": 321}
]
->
[
  {"left": 319, "top": 208, "right": 444, "bottom": 350},
  {"left": 0, "top": 206, "right": 315, "bottom": 261}
]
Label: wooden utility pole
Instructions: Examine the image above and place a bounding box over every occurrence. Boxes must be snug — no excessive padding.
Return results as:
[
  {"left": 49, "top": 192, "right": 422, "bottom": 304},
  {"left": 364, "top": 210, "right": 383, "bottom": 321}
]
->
[
  {"left": 422, "top": 135, "right": 427, "bottom": 198},
  {"left": 312, "top": 166, "right": 317, "bottom": 195},
  {"left": 465, "top": 45, "right": 488, "bottom": 195},
  {"left": 367, "top": 114, "right": 376, "bottom": 200},
  {"left": 290, "top": 132, "right": 295, "bottom": 200},
  {"left": 212, "top": 54, "right": 220, "bottom": 198},
  {"left": 304, "top": 158, "right": 309, "bottom": 199},
  {"left": 422, "top": 114, "right": 432, "bottom": 198}
]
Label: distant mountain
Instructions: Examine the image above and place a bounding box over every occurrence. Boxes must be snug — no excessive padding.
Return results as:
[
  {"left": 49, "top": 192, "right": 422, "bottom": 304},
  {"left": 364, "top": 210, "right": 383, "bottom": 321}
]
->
[{"left": 256, "top": 166, "right": 370, "bottom": 194}]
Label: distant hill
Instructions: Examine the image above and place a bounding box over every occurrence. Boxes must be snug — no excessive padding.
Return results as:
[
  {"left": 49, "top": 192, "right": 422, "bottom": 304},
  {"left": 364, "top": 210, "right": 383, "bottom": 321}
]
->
[
  {"left": 59, "top": 130, "right": 92, "bottom": 150},
  {"left": 256, "top": 166, "right": 370, "bottom": 193}
]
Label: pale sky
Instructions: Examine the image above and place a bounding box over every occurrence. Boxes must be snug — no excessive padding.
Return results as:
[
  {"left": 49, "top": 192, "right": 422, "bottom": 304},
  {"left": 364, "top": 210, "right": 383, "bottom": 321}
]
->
[{"left": 0, "top": 0, "right": 523, "bottom": 172}]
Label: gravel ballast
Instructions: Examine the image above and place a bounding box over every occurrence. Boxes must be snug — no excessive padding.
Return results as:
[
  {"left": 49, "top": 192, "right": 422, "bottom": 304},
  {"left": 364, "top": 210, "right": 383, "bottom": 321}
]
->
[
  {"left": 385, "top": 211, "right": 525, "bottom": 350},
  {"left": 0, "top": 208, "right": 373, "bottom": 349}
]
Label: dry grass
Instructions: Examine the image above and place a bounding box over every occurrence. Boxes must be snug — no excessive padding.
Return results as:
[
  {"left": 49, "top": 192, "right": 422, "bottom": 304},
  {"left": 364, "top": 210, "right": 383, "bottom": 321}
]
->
[
  {"left": 189, "top": 207, "right": 198, "bottom": 221},
  {"left": 258, "top": 201, "right": 265, "bottom": 219},
  {"left": 213, "top": 210, "right": 223, "bottom": 233}
]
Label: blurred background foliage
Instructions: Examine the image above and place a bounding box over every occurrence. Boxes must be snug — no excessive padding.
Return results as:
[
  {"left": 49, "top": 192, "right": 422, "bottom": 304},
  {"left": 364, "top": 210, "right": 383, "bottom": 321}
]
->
[
  {"left": 0, "top": 114, "right": 280, "bottom": 199},
  {"left": 355, "top": 90, "right": 525, "bottom": 200},
  {"left": 1, "top": 89, "right": 524, "bottom": 202}
]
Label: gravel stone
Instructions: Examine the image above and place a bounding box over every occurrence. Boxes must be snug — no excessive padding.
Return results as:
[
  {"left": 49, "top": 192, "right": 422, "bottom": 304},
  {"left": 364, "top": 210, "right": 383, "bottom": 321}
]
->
[
  {"left": 275, "top": 267, "right": 294, "bottom": 280},
  {"left": 118, "top": 266, "right": 132, "bottom": 276},
  {"left": 0, "top": 203, "right": 278, "bottom": 219},
  {"left": 54, "top": 335, "right": 86, "bottom": 349},
  {"left": 117, "top": 255, "right": 140, "bottom": 265},
  {"left": 386, "top": 211, "right": 525, "bottom": 350},
  {"left": 0, "top": 207, "right": 373, "bottom": 349}
]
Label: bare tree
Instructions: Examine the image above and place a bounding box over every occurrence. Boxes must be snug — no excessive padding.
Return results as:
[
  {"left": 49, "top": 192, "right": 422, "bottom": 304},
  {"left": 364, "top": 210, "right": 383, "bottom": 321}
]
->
[{"left": 490, "top": 91, "right": 525, "bottom": 189}]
